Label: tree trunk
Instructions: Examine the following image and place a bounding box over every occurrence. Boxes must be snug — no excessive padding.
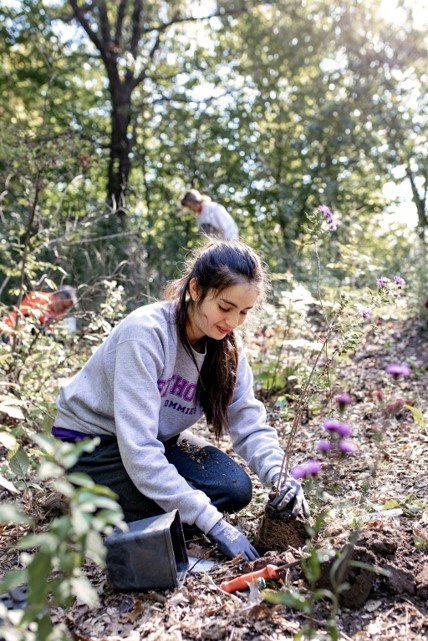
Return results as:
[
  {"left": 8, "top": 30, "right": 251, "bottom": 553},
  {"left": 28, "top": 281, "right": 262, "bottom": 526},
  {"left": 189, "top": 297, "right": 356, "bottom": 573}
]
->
[
  {"left": 108, "top": 83, "right": 132, "bottom": 215},
  {"left": 406, "top": 168, "right": 427, "bottom": 243}
]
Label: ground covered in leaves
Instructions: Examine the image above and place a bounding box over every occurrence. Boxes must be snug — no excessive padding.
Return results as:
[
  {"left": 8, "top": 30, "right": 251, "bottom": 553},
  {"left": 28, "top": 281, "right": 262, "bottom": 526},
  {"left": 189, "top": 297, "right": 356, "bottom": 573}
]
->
[{"left": 1, "top": 315, "right": 427, "bottom": 640}]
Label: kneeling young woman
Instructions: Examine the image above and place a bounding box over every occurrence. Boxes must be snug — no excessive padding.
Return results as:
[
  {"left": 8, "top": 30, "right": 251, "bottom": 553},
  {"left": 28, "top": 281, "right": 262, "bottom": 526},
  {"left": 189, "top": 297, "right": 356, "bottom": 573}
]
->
[{"left": 53, "top": 240, "right": 309, "bottom": 560}]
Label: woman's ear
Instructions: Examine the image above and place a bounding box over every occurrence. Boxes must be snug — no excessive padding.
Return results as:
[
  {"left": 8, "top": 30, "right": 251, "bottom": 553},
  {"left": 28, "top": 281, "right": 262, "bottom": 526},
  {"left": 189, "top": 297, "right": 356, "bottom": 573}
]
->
[{"left": 189, "top": 278, "right": 200, "bottom": 302}]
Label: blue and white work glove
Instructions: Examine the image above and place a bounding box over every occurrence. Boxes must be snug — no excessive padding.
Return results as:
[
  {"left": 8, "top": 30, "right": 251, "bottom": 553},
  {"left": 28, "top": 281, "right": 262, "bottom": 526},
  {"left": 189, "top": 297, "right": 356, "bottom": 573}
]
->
[
  {"left": 208, "top": 519, "right": 259, "bottom": 561},
  {"left": 269, "top": 475, "right": 310, "bottom": 518}
]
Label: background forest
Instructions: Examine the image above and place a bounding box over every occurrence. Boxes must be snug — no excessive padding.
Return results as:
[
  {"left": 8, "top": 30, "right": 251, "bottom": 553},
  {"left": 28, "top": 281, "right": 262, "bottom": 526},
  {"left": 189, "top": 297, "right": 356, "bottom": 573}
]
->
[{"left": 0, "top": 0, "right": 426, "bottom": 308}]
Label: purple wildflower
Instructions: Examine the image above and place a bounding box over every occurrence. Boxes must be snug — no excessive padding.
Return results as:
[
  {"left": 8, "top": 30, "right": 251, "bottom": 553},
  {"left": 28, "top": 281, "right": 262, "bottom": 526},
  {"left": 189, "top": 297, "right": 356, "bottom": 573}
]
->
[
  {"left": 317, "top": 205, "right": 337, "bottom": 231},
  {"left": 373, "top": 389, "right": 384, "bottom": 402},
  {"left": 383, "top": 398, "right": 405, "bottom": 417},
  {"left": 316, "top": 439, "right": 332, "bottom": 452},
  {"left": 339, "top": 439, "right": 357, "bottom": 455},
  {"left": 376, "top": 276, "right": 390, "bottom": 288},
  {"left": 335, "top": 393, "right": 353, "bottom": 410},
  {"left": 291, "top": 459, "right": 322, "bottom": 480},
  {"left": 394, "top": 275, "right": 405, "bottom": 287},
  {"left": 323, "top": 419, "right": 353, "bottom": 437},
  {"left": 361, "top": 308, "right": 372, "bottom": 320},
  {"left": 386, "top": 363, "right": 411, "bottom": 378}
]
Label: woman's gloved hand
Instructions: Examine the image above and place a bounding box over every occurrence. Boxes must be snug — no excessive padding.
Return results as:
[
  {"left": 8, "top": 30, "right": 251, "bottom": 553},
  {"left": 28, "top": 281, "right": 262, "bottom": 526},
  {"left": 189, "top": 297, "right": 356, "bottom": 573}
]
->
[
  {"left": 207, "top": 519, "right": 259, "bottom": 561},
  {"left": 269, "top": 475, "right": 310, "bottom": 518}
]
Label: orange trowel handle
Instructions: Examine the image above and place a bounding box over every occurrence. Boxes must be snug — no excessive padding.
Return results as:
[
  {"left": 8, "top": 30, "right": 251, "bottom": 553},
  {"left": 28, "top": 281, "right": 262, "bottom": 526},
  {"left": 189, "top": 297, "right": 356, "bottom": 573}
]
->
[{"left": 220, "top": 564, "right": 280, "bottom": 593}]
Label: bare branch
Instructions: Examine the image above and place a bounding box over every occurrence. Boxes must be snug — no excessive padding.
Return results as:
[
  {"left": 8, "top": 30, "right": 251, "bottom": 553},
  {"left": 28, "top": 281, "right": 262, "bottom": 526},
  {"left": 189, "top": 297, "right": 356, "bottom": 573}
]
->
[
  {"left": 68, "top": 0, "right": 122, "bottom": 88},
  {"left": 141, "top": 7, "right": 249, "bottom": 35},
  {"left": 49, "top": 231, "right": 138, "bottom": 247},
  {"left": 69, "top": 0, "right": 107, "bottom": 59},
  {"left": 114, "top": 0, "right": 128, "bottom": 46},
  {"left": 150, "top": 87, "right": 238, "bottom": 106},
  {"left": 130, "top": 0, "right": 143, "bottom": 58},
  {"left": 148, "top": 30, "right": 162, "bottom": 60},
  {"left": 96, "top": 0, "right": 113, "bottom": 49},
  {"left": 132, "top": 31, "right": 162, "bottom": 88}
]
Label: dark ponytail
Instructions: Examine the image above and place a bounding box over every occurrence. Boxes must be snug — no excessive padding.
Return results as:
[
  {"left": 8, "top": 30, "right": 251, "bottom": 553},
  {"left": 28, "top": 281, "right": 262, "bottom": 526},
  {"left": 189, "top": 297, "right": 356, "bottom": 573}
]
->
[{"left": 165, "top": 240, "right": 266, "bottom": 438}]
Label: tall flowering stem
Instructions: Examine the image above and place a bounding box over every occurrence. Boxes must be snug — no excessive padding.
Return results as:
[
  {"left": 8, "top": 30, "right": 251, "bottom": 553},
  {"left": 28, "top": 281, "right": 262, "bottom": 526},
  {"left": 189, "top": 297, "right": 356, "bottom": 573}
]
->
[
  {"left": 314, "top": 240, "right": 333, "bottom": 410},
  {"left": 274, "top": 312, "right": 339, "bottom": 494},
  {"left": 274, "top": 215, "right": 343, "bottom": 493}
]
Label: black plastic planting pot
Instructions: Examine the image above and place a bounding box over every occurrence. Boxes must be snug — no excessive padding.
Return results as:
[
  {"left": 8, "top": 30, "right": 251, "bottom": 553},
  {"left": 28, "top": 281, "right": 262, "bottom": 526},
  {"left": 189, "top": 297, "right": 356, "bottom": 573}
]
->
[{"left": 105, "top": 510, "right": 189, "bottom": 591}]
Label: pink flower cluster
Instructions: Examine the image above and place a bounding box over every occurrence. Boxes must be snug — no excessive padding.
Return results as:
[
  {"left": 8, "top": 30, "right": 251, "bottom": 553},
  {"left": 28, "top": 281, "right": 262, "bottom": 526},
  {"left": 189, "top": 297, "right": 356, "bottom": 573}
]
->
[
  {"left": 383, "top": 398, "right": 405, "bottom": 418},
  {"left": 335, "top": 392, "right": 353, "bottom": 411},
  {"left": 323, "top": 419, "right": 352, "bottom": 436},
  {"left": 317, "top": 205, "right": 337, "bottom": 231},
  {"left": 291, "top": 459, "right": 322, "bottom": 480},
  {"left": 376, "top": 274, "right": 405, "bottom": 289},
  {"left": 317, "top": 418, "right": 357, "bottom": 456},
  {"left": 377, "top": 276, "right": 390, "bottom": 288},
  {"left": 386, "top": 363, "right": 411, "bottom": 378}
]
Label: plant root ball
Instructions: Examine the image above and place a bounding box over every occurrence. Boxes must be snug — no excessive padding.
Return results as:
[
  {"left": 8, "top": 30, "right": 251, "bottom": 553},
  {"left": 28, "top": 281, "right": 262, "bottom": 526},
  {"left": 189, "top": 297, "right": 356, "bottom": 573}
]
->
[{"left": 255, "top": 505, "right": 307, "bottom": 553}]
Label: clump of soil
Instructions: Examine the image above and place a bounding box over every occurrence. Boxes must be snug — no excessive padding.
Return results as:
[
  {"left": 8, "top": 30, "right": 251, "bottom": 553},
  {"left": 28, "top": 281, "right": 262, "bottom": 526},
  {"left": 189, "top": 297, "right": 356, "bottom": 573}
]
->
[
  {"left": 316, "top": 519, "right": 428, "bottom": 609},
  {"left": 255, "top": 504, "right": 307, "bottom": 553},
  {"left": 357, "top": 521, "right": 428, "bottom": 600},
  {"left": 316, "top": 545, "right": 378, "bottom": 609}
]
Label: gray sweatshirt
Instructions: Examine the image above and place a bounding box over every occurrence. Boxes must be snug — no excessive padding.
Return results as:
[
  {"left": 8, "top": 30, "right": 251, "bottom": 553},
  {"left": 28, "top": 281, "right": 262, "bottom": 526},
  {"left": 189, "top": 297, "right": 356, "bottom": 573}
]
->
[{"left": 56, "top": 301, "right": 284, "bottom": 533}]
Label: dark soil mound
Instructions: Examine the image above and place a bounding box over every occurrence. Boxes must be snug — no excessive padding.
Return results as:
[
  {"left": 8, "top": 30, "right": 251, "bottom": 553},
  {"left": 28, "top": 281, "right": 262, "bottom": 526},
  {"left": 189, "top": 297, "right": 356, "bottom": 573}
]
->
[
  {"left": 357, "top": 520, "right": 428, "bottom": 601},
  {"left": 316, "top": 518, "right": 428, "bottom": 609}
]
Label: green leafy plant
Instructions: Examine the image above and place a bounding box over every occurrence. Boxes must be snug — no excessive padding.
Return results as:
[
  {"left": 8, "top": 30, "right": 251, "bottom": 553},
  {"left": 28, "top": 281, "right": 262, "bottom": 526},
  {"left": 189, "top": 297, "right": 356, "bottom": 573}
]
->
[{"left": 0, "top": 433, "right": 124, "bottom": 641}]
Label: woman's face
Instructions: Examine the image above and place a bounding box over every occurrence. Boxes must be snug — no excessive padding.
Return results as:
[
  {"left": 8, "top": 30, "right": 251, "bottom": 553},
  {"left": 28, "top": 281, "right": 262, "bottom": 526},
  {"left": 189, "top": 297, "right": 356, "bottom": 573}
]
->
[{"left": 186, "top": 278, "right": 259, "bottom": 346}]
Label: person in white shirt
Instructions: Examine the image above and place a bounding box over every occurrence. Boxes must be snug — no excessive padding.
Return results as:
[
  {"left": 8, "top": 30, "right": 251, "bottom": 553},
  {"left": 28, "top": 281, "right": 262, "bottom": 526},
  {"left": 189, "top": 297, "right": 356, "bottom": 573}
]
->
[{"left": 181, "top": 189, "right": 239, "bottom": 240}]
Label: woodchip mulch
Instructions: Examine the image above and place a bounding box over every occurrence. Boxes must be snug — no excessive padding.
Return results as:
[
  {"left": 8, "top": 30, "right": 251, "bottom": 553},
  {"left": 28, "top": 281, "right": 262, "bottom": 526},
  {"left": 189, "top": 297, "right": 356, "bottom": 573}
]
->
[{"left": 1, "top": 316, "right": 427, "bottom": 640}]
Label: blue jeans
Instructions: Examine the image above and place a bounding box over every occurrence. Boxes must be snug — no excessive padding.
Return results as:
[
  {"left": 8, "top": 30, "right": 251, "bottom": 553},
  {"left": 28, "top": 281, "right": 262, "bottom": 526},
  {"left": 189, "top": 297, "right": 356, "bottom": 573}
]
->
[{"left": 70, "top": 432, "right": 253, "bottom": 526}]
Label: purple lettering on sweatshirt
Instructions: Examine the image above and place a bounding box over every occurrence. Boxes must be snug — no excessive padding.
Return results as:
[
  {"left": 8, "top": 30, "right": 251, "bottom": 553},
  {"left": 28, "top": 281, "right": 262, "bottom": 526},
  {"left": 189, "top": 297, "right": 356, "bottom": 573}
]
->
[
  {"left": 157, "top": 375, "right": 197, "bottom": 401},
  {"left": 170, "top": 375, "right": 187, "bottom": 397},
  {"left": 183, "top": 383, "right": 196, "bottom": 402},
  {"left": 157, "top": 376, "right": 173, "bottom": 397}
]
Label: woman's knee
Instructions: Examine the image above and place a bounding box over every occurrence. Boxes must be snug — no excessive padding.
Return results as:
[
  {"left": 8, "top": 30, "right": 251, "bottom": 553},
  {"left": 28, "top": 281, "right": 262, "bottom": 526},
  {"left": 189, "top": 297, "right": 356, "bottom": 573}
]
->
[
  {"left": 223, "top": 468, "right": 253, "bottom": 511},
  {"left": 203, "top": 447, "right": 253, "bottom": 511}
]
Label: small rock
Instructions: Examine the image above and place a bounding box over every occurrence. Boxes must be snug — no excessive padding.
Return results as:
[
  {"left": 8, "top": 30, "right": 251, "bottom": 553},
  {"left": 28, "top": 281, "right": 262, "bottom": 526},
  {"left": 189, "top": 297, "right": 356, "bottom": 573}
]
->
[
  {"left": 365, "top": 599, "right": 382, "bottom": 612},
  {"left": 415, "top": 563, "right": 428, "bottom": 599},
  {"left": 384, "top": 563, "right": 415, "bottom": 595}
]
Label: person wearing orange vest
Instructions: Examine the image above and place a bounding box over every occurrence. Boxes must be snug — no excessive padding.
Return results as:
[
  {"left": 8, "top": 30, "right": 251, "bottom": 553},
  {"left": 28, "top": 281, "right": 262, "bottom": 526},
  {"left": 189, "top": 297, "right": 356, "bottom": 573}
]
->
[{"left": 1, "top": 286, "right": 76, "bottom": 337}]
